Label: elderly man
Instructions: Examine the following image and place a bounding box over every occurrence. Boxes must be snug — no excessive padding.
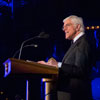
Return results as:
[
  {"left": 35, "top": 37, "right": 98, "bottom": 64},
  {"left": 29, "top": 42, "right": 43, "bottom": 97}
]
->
[{"left": 38, "top": 15, "right": 96, "bottom": 100}]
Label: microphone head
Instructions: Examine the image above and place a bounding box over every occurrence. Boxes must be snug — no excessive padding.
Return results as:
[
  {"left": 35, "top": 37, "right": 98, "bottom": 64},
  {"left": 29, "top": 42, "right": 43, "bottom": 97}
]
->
[{"left": 38, "top": 32, "right": 49, "bottom": 39}]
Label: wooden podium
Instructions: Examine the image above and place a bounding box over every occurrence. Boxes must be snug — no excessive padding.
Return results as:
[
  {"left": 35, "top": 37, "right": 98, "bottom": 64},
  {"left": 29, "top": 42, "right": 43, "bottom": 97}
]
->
[{"left": 3, "top": 58, "right": 58, "bottom": 100}]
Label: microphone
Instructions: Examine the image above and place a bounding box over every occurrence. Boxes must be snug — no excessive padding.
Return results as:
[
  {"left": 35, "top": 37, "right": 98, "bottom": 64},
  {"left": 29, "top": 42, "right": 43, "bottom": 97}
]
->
[
  {"left": 18, "top": 32, "right": 49, "bottom": 59},
  {"left": 38, "top": 32, "right": 49, "bottom": 39}
]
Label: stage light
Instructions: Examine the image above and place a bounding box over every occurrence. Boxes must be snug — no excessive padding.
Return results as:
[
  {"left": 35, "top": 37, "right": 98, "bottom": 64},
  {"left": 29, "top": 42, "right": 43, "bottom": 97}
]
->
[
  {"left": 96, "top": 26, "right": 100, "bottom": 29},
  {"left": 91, "top": 26, "right": 95, "bottom": 29},
  {"left": 86, "top": 26, "right": 90, "bottom": 30},
  {"left": 85, "top": 26, "right": 100, "bottom": 30}
]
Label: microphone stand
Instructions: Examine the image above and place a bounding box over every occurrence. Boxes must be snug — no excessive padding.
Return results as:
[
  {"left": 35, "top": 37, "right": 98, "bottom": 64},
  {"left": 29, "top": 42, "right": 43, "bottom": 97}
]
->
[
  {"left": 18, "top": 32, "right": 49, "bottom": 59},
  {"left": 18, "top": 36, "right": 39, "bottom": 59}
]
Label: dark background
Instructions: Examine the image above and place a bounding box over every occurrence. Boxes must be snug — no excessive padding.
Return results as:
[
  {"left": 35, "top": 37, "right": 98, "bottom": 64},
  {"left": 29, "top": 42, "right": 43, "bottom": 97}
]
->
[
  {"left": 0, "top": 0, "right": 100, "bottom": 62},
  {"left": 0, "top": 0, "right": 100, "bottom": 100}
]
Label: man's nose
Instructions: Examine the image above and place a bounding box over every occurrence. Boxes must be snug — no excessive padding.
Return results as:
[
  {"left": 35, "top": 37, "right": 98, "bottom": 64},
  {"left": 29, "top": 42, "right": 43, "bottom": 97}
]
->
[{"left": 63, "top": 27, "right": 67, "bottom": 31}]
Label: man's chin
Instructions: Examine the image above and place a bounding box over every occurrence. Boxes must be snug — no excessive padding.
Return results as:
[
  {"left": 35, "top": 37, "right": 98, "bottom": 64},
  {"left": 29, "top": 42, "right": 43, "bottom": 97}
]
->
[
  {"left": 65, "top": 36, "right": 69, "bottom": 39},
  {"left": 65, "top": 36, "right": 71, "bottom": 40}
]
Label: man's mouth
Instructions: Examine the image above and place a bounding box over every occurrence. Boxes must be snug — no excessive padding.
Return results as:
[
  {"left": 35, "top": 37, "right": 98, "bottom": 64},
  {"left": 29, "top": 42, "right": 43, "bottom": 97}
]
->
[{"left": 65, "top": 31, "right": 69, "bottom": 34}]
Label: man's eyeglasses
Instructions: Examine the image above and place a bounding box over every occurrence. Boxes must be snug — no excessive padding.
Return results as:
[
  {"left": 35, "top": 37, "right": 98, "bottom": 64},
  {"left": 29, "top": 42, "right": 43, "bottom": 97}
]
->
[{"left": 62, "top": 23, "right": 72, "bottom": 30}]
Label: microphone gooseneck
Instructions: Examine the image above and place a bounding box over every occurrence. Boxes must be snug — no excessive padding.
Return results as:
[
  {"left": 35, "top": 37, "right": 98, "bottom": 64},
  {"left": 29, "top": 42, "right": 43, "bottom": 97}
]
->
[{"left": 18, "top": 32, "right": 49, "bottom": 59}]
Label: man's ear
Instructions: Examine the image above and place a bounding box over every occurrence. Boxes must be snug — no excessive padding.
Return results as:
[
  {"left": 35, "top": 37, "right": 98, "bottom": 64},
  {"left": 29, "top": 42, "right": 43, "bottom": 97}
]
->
[{"left": 76, "top": 24, "right": 81, "bottom": 31}]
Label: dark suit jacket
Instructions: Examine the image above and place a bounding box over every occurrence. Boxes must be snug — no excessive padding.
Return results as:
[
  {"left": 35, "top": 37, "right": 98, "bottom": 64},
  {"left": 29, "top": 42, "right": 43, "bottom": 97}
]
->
[{"left": 57, "top": 34, "right": 96, "bottom": 99}]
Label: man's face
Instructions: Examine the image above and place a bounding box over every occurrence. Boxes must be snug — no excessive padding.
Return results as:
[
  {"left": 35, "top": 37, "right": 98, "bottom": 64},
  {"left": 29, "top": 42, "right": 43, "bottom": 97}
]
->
[{"left": 62, "top": 19, "right": 77, "bottom": 40}]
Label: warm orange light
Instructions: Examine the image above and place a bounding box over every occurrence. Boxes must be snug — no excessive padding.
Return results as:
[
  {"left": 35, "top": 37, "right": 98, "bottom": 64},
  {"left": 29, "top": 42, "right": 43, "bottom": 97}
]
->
[
  {"left": 86, "top": 25, "right": 100, "bottom": 30},
  {"left": 86, "top": 26, "right": 90, "bottom": 30},
  {"left": 96, "top": 26, "right": 100, "bottom": 29},
  {"left": 91, "top": 26, "right": 95, "bottom": 29}
]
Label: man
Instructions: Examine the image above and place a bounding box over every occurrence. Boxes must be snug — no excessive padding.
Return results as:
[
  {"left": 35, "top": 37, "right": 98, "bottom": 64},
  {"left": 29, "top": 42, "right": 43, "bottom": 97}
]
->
[
  {"left": 38, "top": 15, "right": 96, "bottom": 100},
  {"left": 56, "top": 15, "right": 96, "bottom": 100}
]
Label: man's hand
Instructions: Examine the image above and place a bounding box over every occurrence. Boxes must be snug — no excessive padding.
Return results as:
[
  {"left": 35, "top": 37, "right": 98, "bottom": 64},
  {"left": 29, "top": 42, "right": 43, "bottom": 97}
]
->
[
  {"left": 47, "top": 57, "right": 58, "bottom": 67},
  {"left": 37, "top": 57, "right": 58, "bottom": 68}
]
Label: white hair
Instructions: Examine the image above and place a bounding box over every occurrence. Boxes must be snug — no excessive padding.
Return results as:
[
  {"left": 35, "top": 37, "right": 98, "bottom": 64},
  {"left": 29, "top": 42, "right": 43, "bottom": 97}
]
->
[{"left": 63, "top": 15, "right": 85, "bottom": 32}]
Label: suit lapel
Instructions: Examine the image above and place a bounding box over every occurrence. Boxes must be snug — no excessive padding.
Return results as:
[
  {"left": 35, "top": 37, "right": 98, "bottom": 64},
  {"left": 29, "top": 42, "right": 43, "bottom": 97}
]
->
[
  {"left": 62, "top": 42, "right": 77, "bottom": 62},
  {"left": 62, "top": 34, "right": 86, "bottom": 63}
]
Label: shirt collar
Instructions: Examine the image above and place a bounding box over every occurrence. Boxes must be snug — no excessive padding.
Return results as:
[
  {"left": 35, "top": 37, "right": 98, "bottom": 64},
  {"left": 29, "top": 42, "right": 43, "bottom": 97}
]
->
[{"left": 73, "top": 32, "right": 85, "bottom": 43}]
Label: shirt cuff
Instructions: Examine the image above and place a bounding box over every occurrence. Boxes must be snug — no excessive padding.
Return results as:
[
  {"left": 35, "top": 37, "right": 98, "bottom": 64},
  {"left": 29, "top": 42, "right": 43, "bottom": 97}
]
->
[{"left": 58, "top": 62, "right": 62, "bottom": 68}]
